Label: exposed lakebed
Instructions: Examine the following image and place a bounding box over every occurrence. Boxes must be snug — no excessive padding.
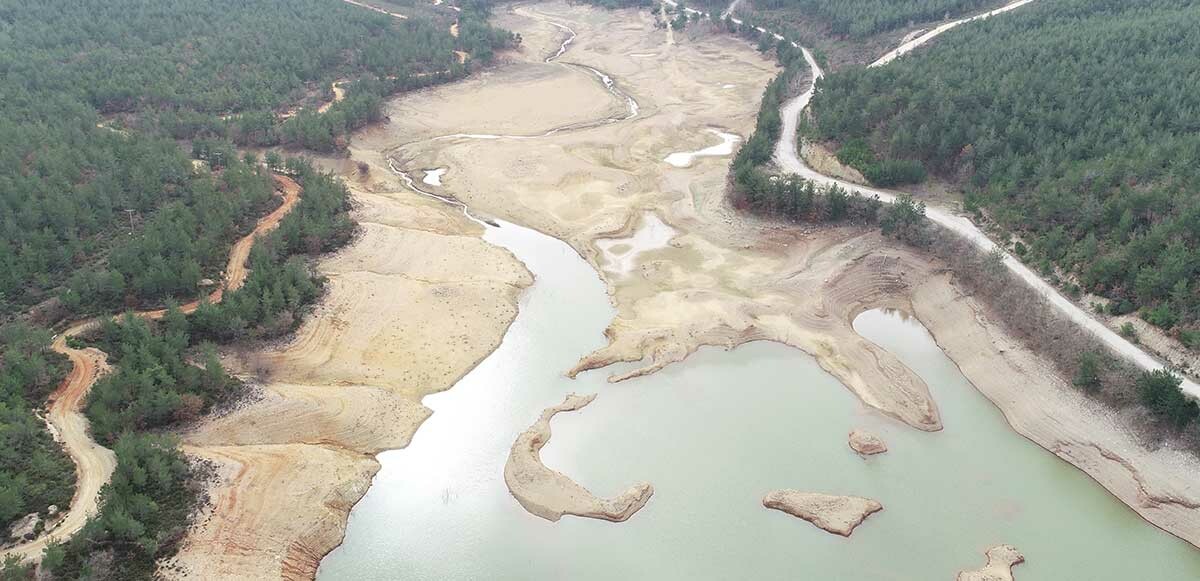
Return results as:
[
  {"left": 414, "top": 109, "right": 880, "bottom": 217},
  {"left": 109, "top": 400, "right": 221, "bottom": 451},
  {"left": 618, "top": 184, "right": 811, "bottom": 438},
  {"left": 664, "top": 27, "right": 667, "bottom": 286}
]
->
[
  {"left": 318, "top": 208, "right": 1200, "bottom": 579},
  {"left": 317, "top": 2, "right": 1200, "bottom": 578}
]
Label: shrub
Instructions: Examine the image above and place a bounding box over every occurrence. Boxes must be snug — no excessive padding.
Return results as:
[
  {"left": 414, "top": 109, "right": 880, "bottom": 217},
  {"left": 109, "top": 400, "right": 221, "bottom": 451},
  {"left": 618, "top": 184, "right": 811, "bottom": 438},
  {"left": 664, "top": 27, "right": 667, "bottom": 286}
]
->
[
  {"left": 1119, "top": 322, "right": 1138, "bottom": 342},
  {"left": 880, "top": 194, "right": 928, "bottom": 246},
  {"left": 1073, "top": 352, "right": 1104, "bottom": 394},
  {"left": 836, "top": 138, "right": 876, "bottom": 170},
  {"left": 1181, "top": 329, "right": 1200, "bottom": 350},
  {"left": 1137, "top": 369, "right": 1198, "bottom": 432},
  {"left": 1143, "top": 304, "right": 1178, "bottom": 330},
  {"left": 863, "top": 159, "right": 927, "bottom": 187}
]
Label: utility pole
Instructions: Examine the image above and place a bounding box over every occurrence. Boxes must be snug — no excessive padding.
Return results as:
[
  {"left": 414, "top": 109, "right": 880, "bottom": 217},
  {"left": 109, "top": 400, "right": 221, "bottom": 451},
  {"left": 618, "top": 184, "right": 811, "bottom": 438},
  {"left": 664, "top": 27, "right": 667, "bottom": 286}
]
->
[{"left": 124, "top": 209, "right": 136, "bottom": 233}]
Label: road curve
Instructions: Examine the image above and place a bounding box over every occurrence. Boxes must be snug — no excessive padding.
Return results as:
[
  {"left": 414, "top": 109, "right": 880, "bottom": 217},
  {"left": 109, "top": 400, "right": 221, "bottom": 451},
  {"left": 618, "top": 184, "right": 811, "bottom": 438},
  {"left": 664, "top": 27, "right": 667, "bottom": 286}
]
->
[
  {"left": 0, "top": 175, "right": 302, "bottom": 563},
  {"left": 720, "top": 0, "right": 743, "bottom": 19},
  {"left": 339, "top": 0, "right": 408, "bottom": 19},
  {"left": 870, "top": 0, "right": 1036, "bottom": 66},
  {"left": 768, "top": 0, "right": 1200, "bottom": 399}
]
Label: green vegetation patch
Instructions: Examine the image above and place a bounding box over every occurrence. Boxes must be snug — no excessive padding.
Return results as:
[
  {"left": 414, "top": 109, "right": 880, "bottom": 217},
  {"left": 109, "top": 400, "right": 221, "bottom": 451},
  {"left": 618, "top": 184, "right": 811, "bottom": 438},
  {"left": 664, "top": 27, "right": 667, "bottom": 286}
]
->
[
  {"left": 752, "top": 0, "right": 999, "bottom": 38},
  {"left": 836, "top": 138, "right": 926, "bottom": 186},
  {"left": 0, "top": 326, "right": 75, "bottom": 533},
  {"left": 0, "top": 0, "right": 513, "bottom": 317}
]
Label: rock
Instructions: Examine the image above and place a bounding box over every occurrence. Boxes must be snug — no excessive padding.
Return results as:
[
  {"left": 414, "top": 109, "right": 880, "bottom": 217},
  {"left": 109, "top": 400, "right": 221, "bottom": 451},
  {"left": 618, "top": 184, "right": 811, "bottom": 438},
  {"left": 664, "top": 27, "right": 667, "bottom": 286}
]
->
[
  {"left": 46, "top": 505, "right": 59, "bottom": 516},
  {"left": 848, "top": 429, "right": 888, "bottom": 456},
  {"left": 504, "top": 393, "right": 654, "bottom": 522},
  {"left": 198, "top": 278, "right": 217, "bottom": 287},
  {"left": 957, "top": 545, "right": 1024, "bottom": 581},
  {"left": 9, "top": 513, "right": 39, "bottom": 540},
  {"left": 762, "top": 491, "right": 882, "bottom": 537}
]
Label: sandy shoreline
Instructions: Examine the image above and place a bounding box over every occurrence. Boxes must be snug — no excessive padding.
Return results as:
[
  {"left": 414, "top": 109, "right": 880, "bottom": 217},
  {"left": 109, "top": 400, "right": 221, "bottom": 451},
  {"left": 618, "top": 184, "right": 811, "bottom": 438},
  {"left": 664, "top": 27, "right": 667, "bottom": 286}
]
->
[
  {"left": 911, "top": 277, "right": 1200, "bottom": 547},
  {"left": 164, "top": 154, "right": 533, "bottom": 578},
  {"left": 166, "top": 1, "right": 1199, "bottom": 578}
]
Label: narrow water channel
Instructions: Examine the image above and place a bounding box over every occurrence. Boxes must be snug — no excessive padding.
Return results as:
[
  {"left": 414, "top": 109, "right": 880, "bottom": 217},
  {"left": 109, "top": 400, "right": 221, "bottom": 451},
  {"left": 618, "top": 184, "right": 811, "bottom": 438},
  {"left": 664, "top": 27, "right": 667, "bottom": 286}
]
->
[{"left": 318, "top": 211, "right": 1200, "bottom": 578}]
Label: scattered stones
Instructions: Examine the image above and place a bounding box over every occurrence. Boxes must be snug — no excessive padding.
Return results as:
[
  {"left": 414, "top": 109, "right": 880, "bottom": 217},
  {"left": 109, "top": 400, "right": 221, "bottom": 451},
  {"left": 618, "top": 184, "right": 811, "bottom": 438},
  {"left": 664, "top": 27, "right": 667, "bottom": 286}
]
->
[
  {"left": 9, "top": 513, "right": 39, "bottom": 540},
  {"left": 762, "top": 491, "right": 882, "bottom": 537}
]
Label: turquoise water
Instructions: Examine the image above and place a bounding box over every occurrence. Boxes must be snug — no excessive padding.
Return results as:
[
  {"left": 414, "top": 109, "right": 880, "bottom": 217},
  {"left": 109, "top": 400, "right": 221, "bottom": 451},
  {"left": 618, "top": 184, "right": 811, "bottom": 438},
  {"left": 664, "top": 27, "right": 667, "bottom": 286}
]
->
[{"left": 317, "top": 218, "right": 1200, "bottom": 580}]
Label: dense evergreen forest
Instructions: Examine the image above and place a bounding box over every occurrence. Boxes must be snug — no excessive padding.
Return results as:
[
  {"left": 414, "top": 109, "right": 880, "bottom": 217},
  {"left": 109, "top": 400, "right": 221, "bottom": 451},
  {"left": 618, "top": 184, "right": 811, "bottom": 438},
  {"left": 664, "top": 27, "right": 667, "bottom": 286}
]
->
[
  {"left": 737, "top": 0, "right": 1005, "bottom": 72},
  {"left": 806, "top": 0, "right": 1200, "bottom": 347},
  {"left": 48, "top": 162, "right": 353, "bottom": 580},
  {"left": 0, "top": 0, "right": 506, "bottom": 575},
  {"left": 2, "top": 158, "right": 353, "bottom": 578},
  {"left": 62, "top": 150, "right": 276, "bottom": 314},
  {"left": 1, "top": 0, "right": 514, "bottom": 153},
  {"left": 46, "top": 434, "right": 194, "bottom": 580},
  {"left": 751, "top": 0, "right": 997, "bottom": 37},
  {"left": 1, "top": 0, "right": 511, "bottom": 318},
  {"left": 0, "top": 327, "right": 74, "bottom": 534},
  {"left": 3, "top": 0, "right": 449, "bottom": 113}
]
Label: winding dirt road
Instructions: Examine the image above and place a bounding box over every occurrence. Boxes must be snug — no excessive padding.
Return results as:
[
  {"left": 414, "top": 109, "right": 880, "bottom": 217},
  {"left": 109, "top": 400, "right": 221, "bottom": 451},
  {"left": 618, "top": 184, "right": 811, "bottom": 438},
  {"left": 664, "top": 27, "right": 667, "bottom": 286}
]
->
[
  {"left": 668, "top": 0, "right": 1197, "bottom": 398},
  {"left": 869, "top": 0, "right": 1036, "bottom": 66},
  {"left": 766, "top": 0, "right": 1199, "bottom": 399},
  {"left": 339, "top": 0, "right": 408, "bottom": 19},
  {"left": 0, "top": 175, "right": 301, "bottom": 563},
  {"left": 317, "top": 83, "right": 346, "bottom": 115},
  {"left": 720, "top": 0, "right": 743, "bottom": 19}
]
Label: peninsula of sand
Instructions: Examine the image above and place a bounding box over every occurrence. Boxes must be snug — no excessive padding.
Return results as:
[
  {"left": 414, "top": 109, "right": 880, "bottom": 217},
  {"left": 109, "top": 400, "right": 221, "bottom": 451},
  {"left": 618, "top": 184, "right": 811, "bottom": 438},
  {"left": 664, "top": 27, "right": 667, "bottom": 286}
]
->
[
  {"left": 160, "top": 2, "right": 1200, "bottom": 579},
  {"left": 504, "top": 393, "right": 654, "bottom": 522}
]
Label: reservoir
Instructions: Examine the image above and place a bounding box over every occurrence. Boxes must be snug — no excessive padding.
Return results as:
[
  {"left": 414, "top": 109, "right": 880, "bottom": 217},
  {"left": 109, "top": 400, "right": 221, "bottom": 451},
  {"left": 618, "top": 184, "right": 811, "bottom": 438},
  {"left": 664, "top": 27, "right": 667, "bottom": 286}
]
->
[{"left": 318, "top": 213, "right": 1200, "bottom": 579}]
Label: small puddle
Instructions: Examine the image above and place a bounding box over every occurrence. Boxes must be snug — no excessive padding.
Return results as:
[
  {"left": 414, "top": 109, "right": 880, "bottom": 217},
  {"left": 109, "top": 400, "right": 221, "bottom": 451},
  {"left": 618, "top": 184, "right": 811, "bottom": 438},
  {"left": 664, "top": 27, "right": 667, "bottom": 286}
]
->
[
  {"left": 422, "top": 168, "right": 447, "bottom": 186},
  {"left": 594, "top": 212, "right": 676, "bottom": 278},
  {"left": 664, "top": 128, "right": 740, "bottom": 167}
]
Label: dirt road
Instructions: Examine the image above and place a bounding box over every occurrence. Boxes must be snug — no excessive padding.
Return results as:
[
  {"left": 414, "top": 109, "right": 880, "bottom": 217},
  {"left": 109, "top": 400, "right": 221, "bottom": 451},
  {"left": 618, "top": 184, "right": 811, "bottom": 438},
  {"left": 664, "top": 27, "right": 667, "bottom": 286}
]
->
[
  {"left": 0, "top": 174, "right": 301, "bottom": 564},
  {"left": 720, "top": 0, "right": 742, "bottom": 19},
  {"left": 317, "top": 83, "right": 346, "bottom": 115},
  {"left": 870, "top": 0, "right": 1037, "bottom": 66},
  {"left": 339, "top": 0, "right": 407, "bottom": 19},
  {"left": 766, "top": 0, "right": 1199, "bottom": 399},
  {"left": 0, "top": 323, "right": 116, "bottom": 563}
]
